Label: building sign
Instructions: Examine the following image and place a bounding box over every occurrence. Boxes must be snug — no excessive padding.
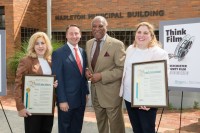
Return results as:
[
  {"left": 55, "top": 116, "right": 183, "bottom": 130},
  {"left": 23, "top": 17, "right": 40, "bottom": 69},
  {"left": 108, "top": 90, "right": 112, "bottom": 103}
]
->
[
  {"left": 159, "top": 18, "right": 200, "bottom": 92},
  {"left": 0, "top": 30, "right": 6, "bottom": 96},
  {"left": 55, "top": 10, "right": 164, "bottom": 20}
]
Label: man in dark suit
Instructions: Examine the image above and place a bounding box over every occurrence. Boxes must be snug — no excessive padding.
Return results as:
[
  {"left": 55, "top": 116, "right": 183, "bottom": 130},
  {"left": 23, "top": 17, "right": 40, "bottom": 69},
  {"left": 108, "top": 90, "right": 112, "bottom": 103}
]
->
[{"left": 52, "top": 24, "right": 89, "bottom": 133}]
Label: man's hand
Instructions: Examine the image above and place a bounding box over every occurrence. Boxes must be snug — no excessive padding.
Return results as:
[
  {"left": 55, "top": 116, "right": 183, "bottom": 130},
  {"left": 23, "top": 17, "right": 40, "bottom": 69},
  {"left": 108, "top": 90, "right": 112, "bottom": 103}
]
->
[
  {"left": 59, "top": 102, "right": 69, "bottom": 112},
  {"left": 91, "top": 73, "right": 102, "bottom": 83},
  {"left": 18, "top": 108, "right": 32, "bottom": 117},
  {"left": 85, "top": 69, "right": 92, "bottom": 80}
]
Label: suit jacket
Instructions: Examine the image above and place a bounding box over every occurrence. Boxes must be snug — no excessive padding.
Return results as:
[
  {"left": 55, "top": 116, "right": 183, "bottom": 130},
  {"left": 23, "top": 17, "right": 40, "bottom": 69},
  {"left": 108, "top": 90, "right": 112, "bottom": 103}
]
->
[
  {"left": 86, "top": 35, "right": 126, "bottom": 108},
  {"left": 52, "top": 44, "right": 89, "bottom": 109},
  {"left": 15, "top": 56, "right": 51, "bottom": 111}
]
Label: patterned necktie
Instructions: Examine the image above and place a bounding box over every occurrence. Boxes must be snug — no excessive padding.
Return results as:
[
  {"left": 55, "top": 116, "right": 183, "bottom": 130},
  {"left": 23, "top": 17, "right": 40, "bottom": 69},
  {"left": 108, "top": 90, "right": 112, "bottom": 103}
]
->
[
  {"left": 74, "top": 48, "right": 82, "bottom": 74},
  {"left": 91, "top": 40, "right": 101, "bottom": 70}
]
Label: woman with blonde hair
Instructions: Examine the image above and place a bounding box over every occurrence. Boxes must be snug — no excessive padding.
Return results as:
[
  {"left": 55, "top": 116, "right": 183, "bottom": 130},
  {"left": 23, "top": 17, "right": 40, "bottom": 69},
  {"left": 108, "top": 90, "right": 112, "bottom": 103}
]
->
[
  {"left": 119, "top": 22, "right": 169, "bottom": 133},
  {"left": 15, "top": 32, "right": 57, "bottom": 133}
]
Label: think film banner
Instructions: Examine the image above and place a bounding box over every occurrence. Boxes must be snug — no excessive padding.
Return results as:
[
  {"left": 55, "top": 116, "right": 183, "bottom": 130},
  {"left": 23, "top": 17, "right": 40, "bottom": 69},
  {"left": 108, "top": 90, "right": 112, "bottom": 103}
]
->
[{"left": 159, "top": 18, "right": 200, "bottom": 91}]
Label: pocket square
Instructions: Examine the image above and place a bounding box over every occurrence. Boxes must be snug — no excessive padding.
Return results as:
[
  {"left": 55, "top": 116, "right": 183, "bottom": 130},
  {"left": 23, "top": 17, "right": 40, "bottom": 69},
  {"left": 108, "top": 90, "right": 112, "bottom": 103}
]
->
[{"left": 104, "top": 52, "right": 110, "bottom": 57}]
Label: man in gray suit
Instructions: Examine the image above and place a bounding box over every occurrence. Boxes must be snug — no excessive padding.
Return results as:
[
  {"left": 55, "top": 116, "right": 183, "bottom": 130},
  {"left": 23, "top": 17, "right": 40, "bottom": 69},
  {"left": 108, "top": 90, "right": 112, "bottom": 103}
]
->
[{"left": 85, "top": 16, "right": 125, "bottom": 133}]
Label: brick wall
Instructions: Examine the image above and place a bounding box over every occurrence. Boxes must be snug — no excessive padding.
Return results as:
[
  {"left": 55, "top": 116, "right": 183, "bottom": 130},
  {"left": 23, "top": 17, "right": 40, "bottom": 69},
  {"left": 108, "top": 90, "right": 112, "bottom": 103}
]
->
[
  {"left": 0, "top": 1, "right": 15, "bottom": 82},
  {"left": 52, "top": 0, "right": 200, "bottom": 31},
  {"left": 1, "top": 0, "right": 200, "bottom": 57},
  {"left": 0, "top": 0, "right": 14, "bottom": 59},
  {"left": 1, "top": 0, "right": 47, "bottom": 82},
  {"left": 13, "top": 0, "right": 47, "bottom": 48}
]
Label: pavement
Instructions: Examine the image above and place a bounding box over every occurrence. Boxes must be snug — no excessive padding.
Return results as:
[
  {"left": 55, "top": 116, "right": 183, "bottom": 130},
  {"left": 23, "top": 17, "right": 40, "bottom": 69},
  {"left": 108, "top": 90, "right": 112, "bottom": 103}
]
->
[{"left": 0, "top": 84, "right": 200, "bottom": 133}]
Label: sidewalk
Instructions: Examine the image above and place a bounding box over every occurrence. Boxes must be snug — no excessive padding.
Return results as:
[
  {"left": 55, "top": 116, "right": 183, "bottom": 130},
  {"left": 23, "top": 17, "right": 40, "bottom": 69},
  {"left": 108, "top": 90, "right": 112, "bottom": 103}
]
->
[{"left": 1, "top": 84, "right": 200, "bottom": 133}]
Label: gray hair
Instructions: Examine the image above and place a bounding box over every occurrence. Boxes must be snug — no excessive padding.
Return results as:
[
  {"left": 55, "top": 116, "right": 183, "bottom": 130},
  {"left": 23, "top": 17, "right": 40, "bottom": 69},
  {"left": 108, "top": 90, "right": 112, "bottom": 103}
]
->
[{"left": 91, "top": 16, "right": 108, "bottom": 27}]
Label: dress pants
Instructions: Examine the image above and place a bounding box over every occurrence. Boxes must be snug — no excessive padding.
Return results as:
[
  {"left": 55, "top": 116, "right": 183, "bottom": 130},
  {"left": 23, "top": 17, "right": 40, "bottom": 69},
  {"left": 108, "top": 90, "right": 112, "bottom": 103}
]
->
[
  {"left": 125, "top": 100, "right": 157, "bottom": 133},
  {"left": 92, "top": 88, "right": 125, "bottom": 133},
  {"left": 24, "top": 115, "right": 54, "bottom": 133},
  {"left": 58, "top": 105, "right": 85, "bottom": 133}
]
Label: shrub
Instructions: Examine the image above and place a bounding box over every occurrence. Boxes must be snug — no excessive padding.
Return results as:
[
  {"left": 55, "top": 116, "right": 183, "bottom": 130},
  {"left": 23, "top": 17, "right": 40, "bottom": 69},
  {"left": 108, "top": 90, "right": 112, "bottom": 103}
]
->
[{"left": 193, "top": 101, "right": 199, "bottom": 109}]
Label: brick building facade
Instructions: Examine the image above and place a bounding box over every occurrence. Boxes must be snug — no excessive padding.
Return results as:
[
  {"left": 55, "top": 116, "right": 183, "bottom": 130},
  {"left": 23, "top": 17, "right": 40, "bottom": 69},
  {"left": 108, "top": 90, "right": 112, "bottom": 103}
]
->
[{"left": 0, "top": 0, "right": 200, "bottom": 81}]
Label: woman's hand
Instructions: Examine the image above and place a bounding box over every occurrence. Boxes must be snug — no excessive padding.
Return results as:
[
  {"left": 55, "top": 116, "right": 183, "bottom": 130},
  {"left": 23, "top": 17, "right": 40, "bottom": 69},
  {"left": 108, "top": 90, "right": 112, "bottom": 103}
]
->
[
  {"left": 53, "top": 80, "right": 58, "bottom": 88},
  {"left": 18, "top": 109, "right": 32, "bottom": 117},
  {"left": 139, "top": 106, "right": 150, "bottom": 111}
]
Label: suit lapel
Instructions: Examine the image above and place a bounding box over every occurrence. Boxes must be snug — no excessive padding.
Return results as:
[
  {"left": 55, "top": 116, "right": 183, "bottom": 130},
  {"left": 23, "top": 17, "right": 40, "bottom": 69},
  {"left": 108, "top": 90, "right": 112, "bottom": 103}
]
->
[
  {"left": 32, "top": 58, "right": 43, "bottom": 74},
  {"left": 65, "top": 44, "right": 83, "bottom": 75},
  {"left": 79, "top": 47, "right": 85, "bottom": 74},
  {"left": 65, "top": 45, "right": 80, "bottom": 73},
  {"left": 94, "top": 36, "right": 111, "bottom": 71},
  {"left": 87, "top": 39, "right": 95, "bottom": 72}
]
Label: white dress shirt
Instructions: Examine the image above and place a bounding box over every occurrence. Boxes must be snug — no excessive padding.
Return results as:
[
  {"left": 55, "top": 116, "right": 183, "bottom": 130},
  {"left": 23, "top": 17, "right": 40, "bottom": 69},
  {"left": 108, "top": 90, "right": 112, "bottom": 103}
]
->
[{"left": 38, "top": 57, "right": 52, "bottom": 75}]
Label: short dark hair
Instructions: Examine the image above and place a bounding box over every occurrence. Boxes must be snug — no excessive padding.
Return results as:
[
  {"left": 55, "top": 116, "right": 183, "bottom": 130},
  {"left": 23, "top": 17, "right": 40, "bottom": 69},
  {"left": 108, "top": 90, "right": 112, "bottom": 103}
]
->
[{"left": 66, "top": 24, "right": 81, "bottom": 33}]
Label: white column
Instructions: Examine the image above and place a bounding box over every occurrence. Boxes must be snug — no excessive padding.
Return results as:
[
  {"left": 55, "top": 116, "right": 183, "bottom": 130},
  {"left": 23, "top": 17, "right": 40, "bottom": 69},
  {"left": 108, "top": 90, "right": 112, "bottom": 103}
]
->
[{"left": 47, "top": 0, "right": 52, "bottom": 39}]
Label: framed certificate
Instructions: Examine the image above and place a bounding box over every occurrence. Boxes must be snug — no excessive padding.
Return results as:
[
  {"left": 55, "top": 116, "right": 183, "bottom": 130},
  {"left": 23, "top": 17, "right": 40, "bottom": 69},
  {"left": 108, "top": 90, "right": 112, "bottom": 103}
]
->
[
  {"left": 23, "top": 75, "right": 55, "bottom": 115},
  {"left": 131, "top": 60, "right": 168, "bottom": 107}
]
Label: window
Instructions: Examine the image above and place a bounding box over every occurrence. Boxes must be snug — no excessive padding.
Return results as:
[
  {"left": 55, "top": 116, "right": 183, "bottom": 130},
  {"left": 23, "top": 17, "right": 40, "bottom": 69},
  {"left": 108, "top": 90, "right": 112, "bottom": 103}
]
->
[
  {"left": 107, "top": 30, "right": 135, "bottom": 47},
  {"left": 52, "top": 32, "right": 66, "bottom": 43},
  {"left": 0, "top": 6, "right": 5, "bottom": 29},
  {"left": 80, "top": 31, "right": 93, "bottom": 48},
  {"left": 21, "top": 27, "right": 39, "bottom": 42},
  {"left": 52, "top": 30, "right": 159, "bottom": 49}
]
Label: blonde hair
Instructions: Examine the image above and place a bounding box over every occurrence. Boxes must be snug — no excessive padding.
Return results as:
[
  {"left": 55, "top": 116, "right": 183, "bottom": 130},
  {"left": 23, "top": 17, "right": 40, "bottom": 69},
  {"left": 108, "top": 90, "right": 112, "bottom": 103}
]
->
[
  {"left": 133, "top": 22, "right": 160, "bottom": 48},
  {"left": 27, "top": 32, "right": 52, "bottom": 60}
]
